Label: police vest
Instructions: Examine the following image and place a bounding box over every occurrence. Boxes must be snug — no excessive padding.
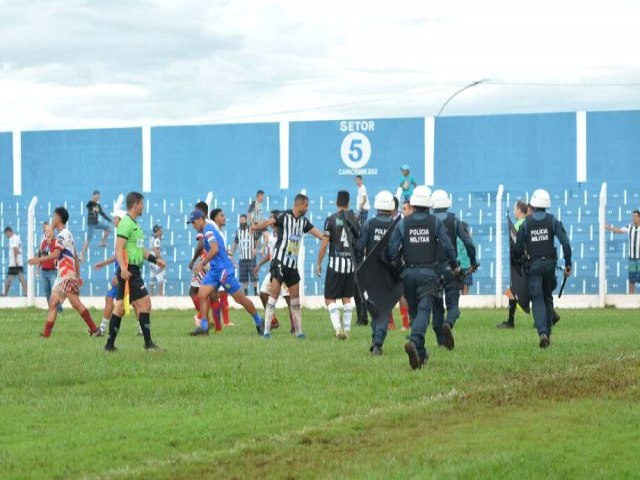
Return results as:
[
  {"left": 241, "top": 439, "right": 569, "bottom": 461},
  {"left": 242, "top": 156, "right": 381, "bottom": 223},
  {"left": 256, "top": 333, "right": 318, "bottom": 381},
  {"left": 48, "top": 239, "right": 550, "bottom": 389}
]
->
[
  {"left": 366, "top": 215, "right": 393, "bottom": 254},
  {"left": 402, "top": 214, "right": 438, "bottom": 265},
  {"left": 525, "top": 214, "right": 557, "bottom": 259}
]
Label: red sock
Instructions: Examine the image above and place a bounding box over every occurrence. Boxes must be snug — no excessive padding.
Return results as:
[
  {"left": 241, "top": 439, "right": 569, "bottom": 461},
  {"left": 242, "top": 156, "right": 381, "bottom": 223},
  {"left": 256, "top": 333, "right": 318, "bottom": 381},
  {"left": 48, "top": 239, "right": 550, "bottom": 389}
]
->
[
  {"left": 209, "top": 300, "right": 222, "bottom": 331},
  {"left": 43, "top": 321, "right": 54, "bottom": 337},
  {"left": 191, "top": 295, "right": 201, "bottom": 314},
  {"left": 400, "top": 306, "right": 410, "bottom": 329},
  {"left": 80, "top": 309, "right": 97, "bottom": 332},
  {"left": 388, "top": 314, "right": 396, "bottom": 329},
  {"left": 220, "top": 292, "right": 230, "bottom": 325}
]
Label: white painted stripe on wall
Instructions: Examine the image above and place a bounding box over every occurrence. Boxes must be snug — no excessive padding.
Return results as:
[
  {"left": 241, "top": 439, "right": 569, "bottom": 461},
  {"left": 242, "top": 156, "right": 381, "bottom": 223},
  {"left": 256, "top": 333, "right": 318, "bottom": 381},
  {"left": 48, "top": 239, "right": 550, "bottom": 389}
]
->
[
  {"left": 142, "top": 126, "right": 151, "bottom": 192},
  {"left": 576, "top": 111, "right": 587, "bottom": 183},
  {"left": 424, "top": 116, "right": 435, "bottom": 186},
  {"left": 12, "top": 130, "right": 21, "bottom": 195},
  {"left": 279, "top": 121, "right": 289, "bottom": 190}
]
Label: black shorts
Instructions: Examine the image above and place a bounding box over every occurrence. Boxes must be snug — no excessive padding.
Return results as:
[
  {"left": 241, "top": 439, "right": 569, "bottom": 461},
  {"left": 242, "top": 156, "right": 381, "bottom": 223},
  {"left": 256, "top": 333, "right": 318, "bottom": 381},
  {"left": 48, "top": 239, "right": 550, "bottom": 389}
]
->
[
  {"left": 324, "top": 268, "right": 355, "bottom": 299},
  {"left": 239, "top": 258, "right": 257, "bottom": 283},
  {"left": 116, "top": 265, "right": 149, "bottom": 302},
  {"left": 7, "top": 266, "right": 24, "bottom": 276},
  {"left": 269, "top": 260, "right": 300, "bottom": 288}
]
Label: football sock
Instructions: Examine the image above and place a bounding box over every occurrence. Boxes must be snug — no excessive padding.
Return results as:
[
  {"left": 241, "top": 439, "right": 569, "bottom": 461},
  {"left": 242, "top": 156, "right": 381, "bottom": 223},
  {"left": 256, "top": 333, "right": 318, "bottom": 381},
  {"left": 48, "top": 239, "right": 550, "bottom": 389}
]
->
[
  {"left": 264, "top": 298, "right": 277, "bottom": 335},
  {"left": 343, "top": 303, "right": 353, "bottom": 332},
  {"left": 80, "top": 309, "right": 98, "bottom": 332},
  {"left": 138, "top": 312, "right": 152, "bottom": 347},
  {"left": 400, "top": 306, "right": 410, "bottom": 329},
  {"left": 290, "top": 298, "right": 302, "bottom": 335},
  {"left": 328, "top": 303, "right": 341, "bottom": 332},
  {"left": 106, "top": 314, "right": 122, "bottom": 347}
]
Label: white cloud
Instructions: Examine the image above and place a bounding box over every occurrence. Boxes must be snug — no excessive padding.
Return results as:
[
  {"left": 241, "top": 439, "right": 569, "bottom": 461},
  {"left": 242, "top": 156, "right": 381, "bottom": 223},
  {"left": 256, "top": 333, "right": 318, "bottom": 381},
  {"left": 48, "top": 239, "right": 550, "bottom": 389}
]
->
[{"left": 0, "top": 0, "right": 639, "bottom": 130}]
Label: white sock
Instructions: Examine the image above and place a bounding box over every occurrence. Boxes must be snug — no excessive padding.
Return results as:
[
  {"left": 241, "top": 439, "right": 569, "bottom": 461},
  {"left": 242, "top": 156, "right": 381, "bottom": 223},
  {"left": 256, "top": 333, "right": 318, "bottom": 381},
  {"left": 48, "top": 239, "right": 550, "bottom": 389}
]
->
[
  {"left": 328, "top": 303, "right": 341, "bottom": 332},
  {"left": 343, "top": 303, "right": 353, "bottom": 332},
  {"left": 101, "top": 318, "right": 109, "bottom": 326},
  {"left": 264, "top": 298, "right": 277, "bottom": 335},
  {"left": 291, "top": 298, "right": 302, "bottom": 335}
]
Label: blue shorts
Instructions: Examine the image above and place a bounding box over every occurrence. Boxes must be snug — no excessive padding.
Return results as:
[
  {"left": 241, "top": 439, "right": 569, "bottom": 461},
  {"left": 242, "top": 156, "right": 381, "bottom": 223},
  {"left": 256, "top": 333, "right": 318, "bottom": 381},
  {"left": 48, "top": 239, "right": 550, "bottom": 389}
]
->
[
  {"left": 202, "top": 268, "right": 241, "bottom": 295},
  {"left": 629, "top": 259, "right": 640, "bottom": 283},
  {"left": 106, "top": 284, "right": 117, "bottom": 299}
]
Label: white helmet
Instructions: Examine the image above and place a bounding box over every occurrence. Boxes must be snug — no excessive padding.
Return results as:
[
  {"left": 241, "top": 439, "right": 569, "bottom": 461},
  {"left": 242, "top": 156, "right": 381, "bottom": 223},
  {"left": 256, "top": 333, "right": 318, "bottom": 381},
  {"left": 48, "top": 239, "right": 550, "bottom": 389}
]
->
[
  {"left": 410, "top": 186, "right": 433, "bottom": 208},
  {"left": 431, "top": 189, "right": 451, "bottom": 209},
  {"left": 374, "top": 190, "right": 395, "bottom": 211},
  {"left": 530, "top": 189, "right": 551, "bottom": 209}
]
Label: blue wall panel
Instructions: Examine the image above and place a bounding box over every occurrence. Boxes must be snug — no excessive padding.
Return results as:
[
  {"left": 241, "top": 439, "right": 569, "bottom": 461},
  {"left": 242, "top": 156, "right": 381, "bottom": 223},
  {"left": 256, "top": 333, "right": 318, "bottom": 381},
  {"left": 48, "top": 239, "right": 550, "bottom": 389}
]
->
[
  {"left": 21, "top": 128, "right": 142, "bottom": 202},
  {"left": 0, "top": 132, "right": 12, "bottom": 197},
  {"left": 587, "top": 110, "right": 640, "bottom": 185},
  {"left": 151, "top": 123, "right": 279, "bottom": 198},
  {"left": 435, "top": 113, "right": 576, "bottom": 191},
  {"left": 289, "top": 118, "right": 425, "bottom": 198}
]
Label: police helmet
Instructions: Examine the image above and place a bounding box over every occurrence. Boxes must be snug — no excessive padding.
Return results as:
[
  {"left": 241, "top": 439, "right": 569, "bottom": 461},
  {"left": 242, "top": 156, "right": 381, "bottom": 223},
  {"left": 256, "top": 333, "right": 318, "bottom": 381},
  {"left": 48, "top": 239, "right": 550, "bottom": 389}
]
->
[
  {"left": 530, "top": 189, "right": 551, "bottom": 209},
  {"left": 431, "top": 189, "right": 451, "bottom": 209},
  {"left": 374, "top": 190, "right": 395, "bottom": 211},
  {"left": 409, "top": 186, "right": 433, "bottom": 208}
]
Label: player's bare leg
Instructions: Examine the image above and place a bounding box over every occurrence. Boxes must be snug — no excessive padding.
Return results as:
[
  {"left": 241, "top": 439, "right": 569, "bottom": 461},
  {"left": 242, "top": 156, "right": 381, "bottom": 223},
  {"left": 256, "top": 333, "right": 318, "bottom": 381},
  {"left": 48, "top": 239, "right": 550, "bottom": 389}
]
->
[{"left": 287, "top": 283, "right": 304, "bottom": 339}]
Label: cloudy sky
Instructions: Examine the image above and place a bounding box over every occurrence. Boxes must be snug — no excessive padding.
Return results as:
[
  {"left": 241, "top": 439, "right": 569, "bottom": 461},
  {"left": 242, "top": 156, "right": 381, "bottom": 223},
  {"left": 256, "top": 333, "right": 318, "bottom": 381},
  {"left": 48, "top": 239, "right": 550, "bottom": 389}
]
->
[{"left": 1, "top": 0, "right": 639, "bottom": 130}]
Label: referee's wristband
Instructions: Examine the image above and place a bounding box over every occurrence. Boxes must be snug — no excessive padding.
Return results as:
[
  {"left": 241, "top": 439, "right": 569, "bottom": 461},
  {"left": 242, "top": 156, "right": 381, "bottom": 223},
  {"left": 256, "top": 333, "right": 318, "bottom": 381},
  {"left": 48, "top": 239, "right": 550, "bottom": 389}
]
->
[{"left": 147, "top": 254, "right": 158, "bottom": 264}]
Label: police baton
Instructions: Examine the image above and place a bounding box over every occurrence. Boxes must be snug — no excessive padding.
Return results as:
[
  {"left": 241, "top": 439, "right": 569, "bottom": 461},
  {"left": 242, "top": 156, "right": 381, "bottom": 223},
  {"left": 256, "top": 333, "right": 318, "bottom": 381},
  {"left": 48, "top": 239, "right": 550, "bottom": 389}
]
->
[{"left": 558, "top": 272, "right": 569, "bottom": 298}]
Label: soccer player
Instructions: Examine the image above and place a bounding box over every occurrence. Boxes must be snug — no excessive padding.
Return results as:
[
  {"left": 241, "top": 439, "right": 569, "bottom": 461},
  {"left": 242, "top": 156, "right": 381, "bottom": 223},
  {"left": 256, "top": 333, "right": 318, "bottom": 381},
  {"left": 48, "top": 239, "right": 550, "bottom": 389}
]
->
[
  {"left": 188, "top": 201, "right": 222, "bottom": 332},
  {"left": 27, "top": 207, "right": 100, "bottom": 337},
  {"left": 230, "top": 214, "right": 258, "bottom": 296},
  {"left": 149, "top": 224, "right": 166, "bottom": 296},
  {"left": 3, "top": 226, "right": 27, "bottom": 296},
  {"left": 605, "top": 210, "right": 640, "bottom": 294},
  {"left": 104, "top": 192, "right": 166, "bottom": 352},
  {"left": 188, "top": 209, "right": 264, "bottom": 335},
  {"left": 254, "top": 210, "right": 293, "bottom": 332},
  {"left": 252, "top": 193, "right": 324, "bottom": 340},
  {"left": 316, "top": 191, "right": 360, "bottom": 339},
  {"left": 94, "top": 210, "right": 142, "bottom": 336},
  {"left": 80, "top": 190, "right": 112, "bottom": 263}
]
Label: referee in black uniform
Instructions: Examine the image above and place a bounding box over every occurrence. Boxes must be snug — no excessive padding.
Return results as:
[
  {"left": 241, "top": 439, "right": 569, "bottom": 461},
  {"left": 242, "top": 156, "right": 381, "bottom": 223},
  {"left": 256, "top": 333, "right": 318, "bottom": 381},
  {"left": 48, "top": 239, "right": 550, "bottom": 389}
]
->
[
  {"left": 316, "top": 191, "right": 360, "bottom": 339},
  {"left": 230, "top": 214, "right": 258, "bottom": 295}
]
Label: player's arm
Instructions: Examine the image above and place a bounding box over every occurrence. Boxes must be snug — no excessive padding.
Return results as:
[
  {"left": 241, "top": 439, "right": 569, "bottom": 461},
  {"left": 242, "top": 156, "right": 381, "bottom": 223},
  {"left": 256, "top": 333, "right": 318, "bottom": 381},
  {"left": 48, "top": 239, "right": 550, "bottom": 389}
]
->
[
  {"left": 316, "top": 235, "right": 330, "bottom": 276},
  {"left": 115, "top": 236, "right": 129, "bottom": 279},
  {"left": 98, "top": 204, "right": 112, "bottom": 223},
  {"left": 189, "top": 238, "right": 204, "bottom": 269},
  {"left": 28, "top": 246, "right": 62, "bottom": 265},
  {"left": 229, "top": 234, "right": 239, "bottom": 257},
  {"left": 94, "top": 255, "right": 116, "bottom": 271},
  {"left": 555, "top": 219, "right": 572, "bottom": 276},
  {"left": 195, "top": 239, "right": 218, "bottom": 274},
  {"left": 605, "top": 224, "right": 626, "bottom": 234},
  {"left": 255, "top": 251, "right": 271, "bottom": 270},
  {"left": 12, "top": 244, "right": 19, "bottom": 265},
  {"left": 153, "top": 242, "right": 164, "bottom": 271},
  {"left": 251, "top": 217, "right": 276, "bottom": 232}
]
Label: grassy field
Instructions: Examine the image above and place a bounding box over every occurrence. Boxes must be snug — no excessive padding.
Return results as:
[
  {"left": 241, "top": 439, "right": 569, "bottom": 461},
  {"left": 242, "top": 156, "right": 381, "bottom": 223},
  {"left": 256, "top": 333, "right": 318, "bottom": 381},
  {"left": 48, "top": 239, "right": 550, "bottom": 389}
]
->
[{"left": 0, "top": 307, "right": 638, "bottom": 479}]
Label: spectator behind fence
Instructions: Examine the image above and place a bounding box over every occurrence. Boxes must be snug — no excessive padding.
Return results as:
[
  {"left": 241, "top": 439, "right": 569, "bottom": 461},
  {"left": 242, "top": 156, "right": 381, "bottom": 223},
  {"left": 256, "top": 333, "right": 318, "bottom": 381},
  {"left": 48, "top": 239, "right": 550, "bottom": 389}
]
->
[
  {"left": 606, "top": 209, "right": 640, "bottom": 294},
  {"left": 355, "top": 175, "right": 370, "bottom": 227},
  {"left": 37, "top": 224, "right": 63, "bottom": 312},
  {"left": 80, "top": 190, "right": 112, "bottom": 263},
  {"left": 3, "top": 226, "right": 27, "bottom": 297}
]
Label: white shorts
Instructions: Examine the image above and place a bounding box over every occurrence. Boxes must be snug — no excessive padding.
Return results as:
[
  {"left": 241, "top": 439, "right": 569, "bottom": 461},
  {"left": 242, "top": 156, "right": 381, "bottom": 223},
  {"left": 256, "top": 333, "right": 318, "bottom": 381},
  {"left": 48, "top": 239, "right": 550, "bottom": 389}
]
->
[
  {"left": 260, "top": 274, "right": 289, "bottom": 297},
  {"left": 150, "top": 269, "right": 167, "bottom": 286}
]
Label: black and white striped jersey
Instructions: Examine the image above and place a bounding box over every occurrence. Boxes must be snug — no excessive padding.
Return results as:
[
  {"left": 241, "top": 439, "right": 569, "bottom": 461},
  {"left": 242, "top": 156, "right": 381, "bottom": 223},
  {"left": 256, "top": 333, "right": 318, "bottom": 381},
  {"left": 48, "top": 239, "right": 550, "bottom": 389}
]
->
[
  {"left": 623, "top": 224, "right": 640, "bottom": 259},
  {"left": 272, "top": 210, "right": 314, "bottom": 269},
  {"left": 234, "top": 226, "right": 256, "bottom": 260},
  {"left": 323, "top": 211, "right": 358, "bottom": 274}
]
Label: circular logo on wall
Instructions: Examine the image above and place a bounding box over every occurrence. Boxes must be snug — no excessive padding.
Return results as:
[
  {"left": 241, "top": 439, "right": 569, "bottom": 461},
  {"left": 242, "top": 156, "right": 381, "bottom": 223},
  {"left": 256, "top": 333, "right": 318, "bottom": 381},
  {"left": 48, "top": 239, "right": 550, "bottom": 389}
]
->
[{"left": 340, "top": 132, "right": 371, "bottom": 169}]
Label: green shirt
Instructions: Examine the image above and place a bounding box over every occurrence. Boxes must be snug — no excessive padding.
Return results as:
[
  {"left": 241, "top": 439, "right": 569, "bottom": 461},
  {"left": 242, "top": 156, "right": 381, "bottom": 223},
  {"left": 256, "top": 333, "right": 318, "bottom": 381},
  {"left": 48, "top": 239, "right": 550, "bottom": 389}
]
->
[
  {"left": 457, "top": 238, "right": 471, "bottom": 269},
  {"left": 117, "top": 214, "right": 145, "bottom": 267},
  {"left": 400, "top": 175, "right": 416, "bottom": 196},
  {"left": 514, "top": 218, "right": 525, "bottom": 231}
]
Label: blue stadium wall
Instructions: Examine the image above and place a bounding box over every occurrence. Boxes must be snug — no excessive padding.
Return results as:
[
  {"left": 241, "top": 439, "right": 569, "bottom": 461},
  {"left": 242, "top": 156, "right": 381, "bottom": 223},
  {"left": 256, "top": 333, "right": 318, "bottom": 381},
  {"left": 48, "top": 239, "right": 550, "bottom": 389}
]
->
[{"left": 0, "top": 110, "right": 638, "bottom": 297}]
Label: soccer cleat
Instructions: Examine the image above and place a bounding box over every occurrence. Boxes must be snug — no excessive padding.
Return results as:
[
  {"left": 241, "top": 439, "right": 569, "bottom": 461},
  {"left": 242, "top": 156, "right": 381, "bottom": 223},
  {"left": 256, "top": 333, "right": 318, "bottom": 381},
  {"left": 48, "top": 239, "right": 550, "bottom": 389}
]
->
[
  {"left": 256, "top": 323, "right": 265, "bottom": 336},
  {"left": 295, "top": 333, "right": 307, "bottom": 340},
  {"left": 441, "top": 323, "right": 454, "bottom": 350},
  {"left": 104, "top": 344, "right": 117, "bottom": 352},
  {"left": 271, "top": 317, "right": 280, "bottom": 329},
  {"left": 224, "top": 321, "right": 236, "bottom": 327},
  {"left": 144, "top": 342, "right": 160, "bottom": 351},
  {"left": 263, "top": 333, "right": 271, "bottom": 340},
  {"left": 539, "top": 333, "right": 550, "bottom": 349},
  {"left": 371, "top": 345, "right": 383, "bottom": 356},
  {"left": 99, "top": 322, "right": 108, "bottom": 335},
  {"left": 552, "top": 310, "right": 561, "bottom": 325},
  {"left": 90, "top": 329, "right": 103, "bottom": 337},
  {"left": 335, "top": 330, "right": 346, "bottom": 340},
  {"left": 137, "top": 330, "right": 144, "bottom": 337},
  {"left": 496, "top": 321, "right": 515, "bottom": 329},
  {"left": 189, "top": 327, "right": 209, "bottom": 336},
  {"left": 404, "top": 341, "right": 424, "bottom": 370},
  {"left": 343, "top": 330, "right": 350, "bottom": 339}
]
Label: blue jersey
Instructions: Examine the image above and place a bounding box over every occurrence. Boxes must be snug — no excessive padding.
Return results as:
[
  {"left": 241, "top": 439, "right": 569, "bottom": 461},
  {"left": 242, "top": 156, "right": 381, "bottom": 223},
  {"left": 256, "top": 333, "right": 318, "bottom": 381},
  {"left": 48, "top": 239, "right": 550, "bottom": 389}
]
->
[{"left": 203, "top": 223, "right": 234, "bottom": 272}]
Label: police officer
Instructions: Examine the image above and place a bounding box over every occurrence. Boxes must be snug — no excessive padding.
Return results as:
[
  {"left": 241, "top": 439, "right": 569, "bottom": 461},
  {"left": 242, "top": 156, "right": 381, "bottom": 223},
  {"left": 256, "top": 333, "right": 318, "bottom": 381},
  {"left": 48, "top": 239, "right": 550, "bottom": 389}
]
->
[
  {"left": 513, "top": 189, "right": 571, "bottom": 348},
  {"left": 356, "top": 190, "right": 397, "bottom": 356},
  {"left": 387, "top": 186, "right": 458, "bottom": 370},
  {"left": 430, "top": 189, "right": 478, "bottom": 350}
]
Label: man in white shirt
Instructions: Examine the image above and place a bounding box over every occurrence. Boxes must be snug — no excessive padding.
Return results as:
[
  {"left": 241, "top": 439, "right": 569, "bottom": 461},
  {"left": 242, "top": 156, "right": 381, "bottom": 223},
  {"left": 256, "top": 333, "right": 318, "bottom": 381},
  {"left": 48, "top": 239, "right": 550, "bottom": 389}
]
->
[
  {"left": 3, "top": 227, "right": 27, "bottom": 296},
  {"left": 606, "top": 209, "right": 640, "bottom": 294},
  {"left": 355, "top": 175, "right": 371, "bottom": 227}
]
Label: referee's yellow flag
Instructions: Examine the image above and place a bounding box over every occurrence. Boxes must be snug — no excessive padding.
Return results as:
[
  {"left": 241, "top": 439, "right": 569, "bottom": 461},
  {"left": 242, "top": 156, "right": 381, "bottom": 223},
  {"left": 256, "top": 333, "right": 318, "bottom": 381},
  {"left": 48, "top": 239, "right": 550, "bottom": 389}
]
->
[{"left": 123, "top": 251, "right": 131, "bottom": 315}]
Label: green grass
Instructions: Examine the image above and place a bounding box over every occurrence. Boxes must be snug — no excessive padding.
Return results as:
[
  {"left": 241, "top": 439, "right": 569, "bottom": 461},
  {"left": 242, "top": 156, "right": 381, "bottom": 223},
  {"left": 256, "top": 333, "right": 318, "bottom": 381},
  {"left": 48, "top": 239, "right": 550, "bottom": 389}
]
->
[{"left": 0, "top": 307, "right": 638, "bottom": 479}]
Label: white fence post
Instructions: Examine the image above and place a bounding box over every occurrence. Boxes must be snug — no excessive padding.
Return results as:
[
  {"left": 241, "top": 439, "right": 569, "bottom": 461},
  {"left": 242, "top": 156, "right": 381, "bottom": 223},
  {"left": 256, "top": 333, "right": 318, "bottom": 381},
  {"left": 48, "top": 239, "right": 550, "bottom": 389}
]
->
[
  {"left": 495, "top": 185, "right": 504, "bottom": 308},
  {"left": 598, "top": 182, "right": 607, "bottom": 307},
  {"left": 27, "top": 196, "right": 38, "bottom": 306},
  {"left": 205, "top": 191, "right": 214, "bottom": 211}
]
